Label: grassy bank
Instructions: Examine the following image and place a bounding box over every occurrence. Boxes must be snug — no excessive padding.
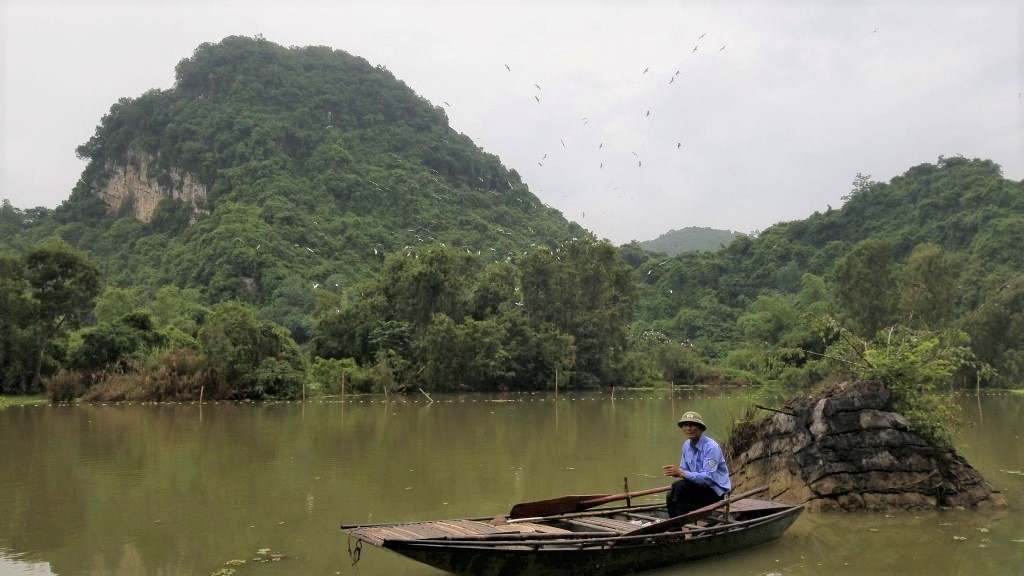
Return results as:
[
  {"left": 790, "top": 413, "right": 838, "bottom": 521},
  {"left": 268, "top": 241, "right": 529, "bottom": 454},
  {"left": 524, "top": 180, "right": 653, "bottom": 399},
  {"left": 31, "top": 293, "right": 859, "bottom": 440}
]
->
[{"left": 0, "top": 395, "right": 49, "bottom": 408}]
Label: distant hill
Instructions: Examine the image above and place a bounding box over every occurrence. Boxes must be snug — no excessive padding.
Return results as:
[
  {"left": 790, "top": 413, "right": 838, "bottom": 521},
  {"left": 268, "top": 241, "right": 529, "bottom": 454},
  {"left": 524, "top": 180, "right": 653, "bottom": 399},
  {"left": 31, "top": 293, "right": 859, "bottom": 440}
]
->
[{"left": 638, "top": 227, "right": 741, "bottom": 256}]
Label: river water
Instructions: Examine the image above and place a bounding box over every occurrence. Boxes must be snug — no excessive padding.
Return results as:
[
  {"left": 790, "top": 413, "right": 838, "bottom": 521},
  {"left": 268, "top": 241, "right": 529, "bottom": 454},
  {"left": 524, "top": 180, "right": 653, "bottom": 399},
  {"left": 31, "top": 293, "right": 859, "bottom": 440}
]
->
[{"left": 0, "top": 388, "right": 1021, "bottom": 575}]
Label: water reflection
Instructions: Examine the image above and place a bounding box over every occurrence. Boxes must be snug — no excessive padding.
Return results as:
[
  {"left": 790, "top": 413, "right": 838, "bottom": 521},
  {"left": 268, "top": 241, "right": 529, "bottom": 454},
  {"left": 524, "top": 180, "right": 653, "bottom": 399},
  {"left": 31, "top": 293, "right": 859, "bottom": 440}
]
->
[{"left": 0, "top": 390, "right": 1020, "bottom": 575}]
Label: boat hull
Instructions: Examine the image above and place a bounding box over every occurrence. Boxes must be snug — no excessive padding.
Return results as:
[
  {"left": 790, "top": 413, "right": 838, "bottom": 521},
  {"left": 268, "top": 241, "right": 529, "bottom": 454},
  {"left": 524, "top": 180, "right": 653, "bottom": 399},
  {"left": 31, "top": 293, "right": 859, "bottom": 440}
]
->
[{"left": 353, "top": 503, "right": 803, "bottom": 575}]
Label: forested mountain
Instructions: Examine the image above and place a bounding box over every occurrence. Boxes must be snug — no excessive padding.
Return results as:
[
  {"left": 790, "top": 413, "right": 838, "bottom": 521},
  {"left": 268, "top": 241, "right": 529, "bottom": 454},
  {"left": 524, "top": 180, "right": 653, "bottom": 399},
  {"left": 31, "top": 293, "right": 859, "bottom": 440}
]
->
[
  {"left": 626, "top": 157, "right": 1023, "bottom": 387},
  {"left": 1, "top": 35, "right": 585, "bottom": 310},
  {"left": 1, "top": 35, "right": 1021, "bottom": 401},
  {"left": 638, "top": 227, "right": 741, "bottom": 256}
]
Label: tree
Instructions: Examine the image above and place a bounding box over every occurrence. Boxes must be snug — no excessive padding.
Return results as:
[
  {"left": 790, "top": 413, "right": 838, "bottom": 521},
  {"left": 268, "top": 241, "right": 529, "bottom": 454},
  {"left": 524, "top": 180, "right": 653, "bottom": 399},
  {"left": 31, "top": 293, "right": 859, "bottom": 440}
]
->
[
  {"left": 198, "top": 301, "right": 306, "bottom": 398},
  {"left": 379, "top": 247, "right": 475, "bottom": 335},
  {"left": 520, "top": 239, "right": 636, "bottom": 386},
  {"left": 150, "top": 285, "right": 207, "bottom": 335},
  {"left": 960, "top": 275, "right": 1024, "bottom": 387},
  {"left": 71, "top": 311, "right": 167, "bottom": 376},
  {"left": 93, "top": 286, "right": 140, "bottom": 324},
  {"left": 833, "top": 238, "right": 896, "bottom": 336},
  {"left": 23, "top": 240, "right": 101, "bottom": 390},
  {"left": 897, "top": 243, "right": 961, "bottom": 329},
  {"left": 416, "top": 314, "right": 510, "bottom": 391},
  {"left": 0, "top": 253, "right": 35, "bottom": 393},
  {"left": 842, "top": 172, "right": 876, "bottom": 201}
]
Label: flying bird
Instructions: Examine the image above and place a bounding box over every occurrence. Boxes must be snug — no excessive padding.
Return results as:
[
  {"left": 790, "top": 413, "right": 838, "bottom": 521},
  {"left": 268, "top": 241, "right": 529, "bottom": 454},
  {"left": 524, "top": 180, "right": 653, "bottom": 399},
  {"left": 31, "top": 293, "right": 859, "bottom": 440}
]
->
[
  {"left": 599, "top": 142, "right": 603, "bottom": 149},
  {"left": 669, "top": 76, "right": 675, "bottom": 84},
  {"left": 643, "top": 67, "right": 649, "bottom": 74},
  {"left": 542, "top": 153, "right": 547, "bottom": 160},
  {"left": 560, "top": 139, "right": 565, "bottom": 148},
  {"left": 677, "top": 142, "right": 682, "bottom": 149},
  {"left": 534, "top": 83, "right": 541, "bottom": 90},
  {"left": 719, "top": 45, "right": 726, "bottom": 52},
  {"left": 698, "top": 32, "right": 707, "bottom": 39},
  {"left": 505, "top": 64, "right": 511, "bottom": 71},
  {"left": 534, "top": 95, "right": 540, "bottom": 103},
  {"left": 443, "top": 101, "right": 450, "bottom": 107},
  {"left": 675, "top": 70, "right": 680, "bottom": 75},
  {"left": 638, "top": 160, "right": 642, "bottom": 167},
  {"left": 646, "top": 110, "right": 650, "bottom": 117},
  {"left": 692, "top": 44, "right": 699, "bottom": 53}
]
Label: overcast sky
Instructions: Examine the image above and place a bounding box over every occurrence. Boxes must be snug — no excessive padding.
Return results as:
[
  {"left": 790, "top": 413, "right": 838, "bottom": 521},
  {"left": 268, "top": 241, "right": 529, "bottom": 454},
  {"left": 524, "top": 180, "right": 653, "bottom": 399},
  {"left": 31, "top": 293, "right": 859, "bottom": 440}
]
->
[{"left": 1, "top": 0, "right": 1021, "bottom": 245}]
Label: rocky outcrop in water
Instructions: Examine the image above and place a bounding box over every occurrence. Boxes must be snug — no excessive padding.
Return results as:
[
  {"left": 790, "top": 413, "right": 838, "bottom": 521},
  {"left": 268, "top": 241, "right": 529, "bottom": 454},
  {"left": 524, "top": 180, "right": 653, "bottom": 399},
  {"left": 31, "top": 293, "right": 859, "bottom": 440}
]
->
[{"left": 725, "top": 380, "right": 1008, "bottom": 512}]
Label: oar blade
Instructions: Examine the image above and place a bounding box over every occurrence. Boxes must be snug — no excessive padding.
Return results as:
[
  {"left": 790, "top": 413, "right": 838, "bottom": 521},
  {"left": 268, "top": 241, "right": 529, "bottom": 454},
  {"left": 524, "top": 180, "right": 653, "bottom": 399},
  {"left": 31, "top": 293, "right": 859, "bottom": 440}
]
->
[
  {"left": 508, "top": 485, "right": 672, "bottom": 519},
  {"left": 508, "top": 494, "right": 607, "bottom": 519}
]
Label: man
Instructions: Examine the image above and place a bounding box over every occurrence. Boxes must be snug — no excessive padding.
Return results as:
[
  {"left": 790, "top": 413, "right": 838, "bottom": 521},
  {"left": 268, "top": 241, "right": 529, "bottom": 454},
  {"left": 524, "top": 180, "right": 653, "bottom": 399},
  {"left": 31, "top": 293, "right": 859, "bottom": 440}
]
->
[{"left": 662, "top": 411, "right": 732, "bottom": 517}]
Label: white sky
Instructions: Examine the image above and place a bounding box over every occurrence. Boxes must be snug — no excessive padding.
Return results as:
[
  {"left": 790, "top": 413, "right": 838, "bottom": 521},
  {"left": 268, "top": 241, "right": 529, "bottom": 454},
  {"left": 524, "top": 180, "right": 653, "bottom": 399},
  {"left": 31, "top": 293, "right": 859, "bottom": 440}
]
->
[{"left": 1, "top": 0, "right": 1021, "bottom": 245}]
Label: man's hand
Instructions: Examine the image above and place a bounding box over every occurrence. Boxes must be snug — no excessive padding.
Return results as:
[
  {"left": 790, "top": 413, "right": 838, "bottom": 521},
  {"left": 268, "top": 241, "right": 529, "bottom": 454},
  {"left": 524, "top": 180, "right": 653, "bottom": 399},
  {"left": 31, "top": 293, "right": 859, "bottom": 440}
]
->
[{"left": 662, "top": 465, "right": 683, "bottom": 478}]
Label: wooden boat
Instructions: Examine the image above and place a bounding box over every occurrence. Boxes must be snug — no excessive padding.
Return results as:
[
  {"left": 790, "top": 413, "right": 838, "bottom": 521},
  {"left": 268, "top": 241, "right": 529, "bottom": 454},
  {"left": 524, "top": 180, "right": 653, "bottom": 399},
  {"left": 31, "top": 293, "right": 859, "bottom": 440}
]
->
[{"left": 340, "top": 486, "right": 804, "bottom": 575}]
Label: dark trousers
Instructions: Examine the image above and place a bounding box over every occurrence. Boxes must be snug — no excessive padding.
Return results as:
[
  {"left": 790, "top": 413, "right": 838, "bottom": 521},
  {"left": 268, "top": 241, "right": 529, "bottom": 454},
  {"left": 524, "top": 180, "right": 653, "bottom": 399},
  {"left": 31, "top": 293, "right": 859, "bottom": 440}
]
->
[{"left": 666, "top": 479, "right": 722, "bottom": 517}]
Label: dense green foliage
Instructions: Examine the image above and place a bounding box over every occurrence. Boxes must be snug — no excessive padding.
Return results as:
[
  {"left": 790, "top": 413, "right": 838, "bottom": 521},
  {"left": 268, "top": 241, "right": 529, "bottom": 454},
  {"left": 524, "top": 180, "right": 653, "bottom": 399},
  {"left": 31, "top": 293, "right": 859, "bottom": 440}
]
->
[
  {"left": 814, "top": 319, "right": 977, "bottom": 448},
  {"left": 311, "top": 238, "right": 634, "bottom": 391},
  {"left": 0, "top": 240, "right": 101, "bottom": 394},
  {"left": 629, "top": 158, "right": 1023, "bottom": 388},
  {"left": 639, "top": 226, "right": 741, "bottom": 256},
  {"left": 1, "top": 36, "right": 1021, "bottom": 406}
]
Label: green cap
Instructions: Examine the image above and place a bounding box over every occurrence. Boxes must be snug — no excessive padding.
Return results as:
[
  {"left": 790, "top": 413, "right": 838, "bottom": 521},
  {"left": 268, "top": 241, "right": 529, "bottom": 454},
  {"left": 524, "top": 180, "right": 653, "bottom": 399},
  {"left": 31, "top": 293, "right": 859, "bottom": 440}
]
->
[{"left": 677, "top": 411, "right": 706, "bottom": 430}]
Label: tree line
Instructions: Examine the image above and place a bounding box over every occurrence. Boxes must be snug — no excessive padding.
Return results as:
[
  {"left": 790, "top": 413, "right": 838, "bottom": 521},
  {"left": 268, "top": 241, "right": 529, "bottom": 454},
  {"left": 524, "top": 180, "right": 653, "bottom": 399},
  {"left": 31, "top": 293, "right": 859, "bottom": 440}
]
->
[{"left": 0, "top": 35, "right": 1019, "bottom": 404}]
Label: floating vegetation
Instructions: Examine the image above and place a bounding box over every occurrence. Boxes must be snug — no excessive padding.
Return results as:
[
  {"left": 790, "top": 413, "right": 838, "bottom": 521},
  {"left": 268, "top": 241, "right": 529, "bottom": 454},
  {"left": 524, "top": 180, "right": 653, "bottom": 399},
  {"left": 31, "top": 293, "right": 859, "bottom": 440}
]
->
[
  {"left": 254, "top": 548, "right": 286, "bottom": 562},
  {"left": 214, "top": 548, "right": 285, "bottom": 573}
]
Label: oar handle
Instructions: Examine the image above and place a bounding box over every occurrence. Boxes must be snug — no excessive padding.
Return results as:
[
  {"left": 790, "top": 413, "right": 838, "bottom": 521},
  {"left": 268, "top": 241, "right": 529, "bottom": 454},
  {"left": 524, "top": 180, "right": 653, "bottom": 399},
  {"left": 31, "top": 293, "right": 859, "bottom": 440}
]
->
[{"left": 579, "top": 485, "right": 671, "bottom": 507}]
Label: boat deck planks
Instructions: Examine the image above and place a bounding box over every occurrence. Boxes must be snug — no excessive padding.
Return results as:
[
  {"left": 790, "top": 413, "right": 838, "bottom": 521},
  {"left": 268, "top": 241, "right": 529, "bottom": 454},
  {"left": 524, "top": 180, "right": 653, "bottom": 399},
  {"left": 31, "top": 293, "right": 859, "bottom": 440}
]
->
[
  {"left": 347, "top": 519, "right": 573, "bottom": 546},
  {"left": 569, "top": 516, "right": 642, "bottom": 533}
]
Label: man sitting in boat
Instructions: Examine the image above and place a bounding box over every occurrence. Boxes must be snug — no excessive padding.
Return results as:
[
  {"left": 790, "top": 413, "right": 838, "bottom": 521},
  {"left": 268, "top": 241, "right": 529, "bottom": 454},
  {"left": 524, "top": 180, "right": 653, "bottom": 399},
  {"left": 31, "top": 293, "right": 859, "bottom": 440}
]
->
[{"left": 662, "top": 411, "right": 732, "bottom": 517}]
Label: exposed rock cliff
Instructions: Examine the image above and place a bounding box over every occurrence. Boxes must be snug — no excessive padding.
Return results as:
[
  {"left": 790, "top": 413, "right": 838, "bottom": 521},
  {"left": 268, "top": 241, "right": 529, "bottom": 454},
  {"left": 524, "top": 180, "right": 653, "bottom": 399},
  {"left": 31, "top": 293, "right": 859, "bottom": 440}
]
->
[
  {"left": 725, "top": 380, "right": 1008, "bottom": 512},
  {"left": 98, "top": 152, "right": 207, "bottom": 222}
]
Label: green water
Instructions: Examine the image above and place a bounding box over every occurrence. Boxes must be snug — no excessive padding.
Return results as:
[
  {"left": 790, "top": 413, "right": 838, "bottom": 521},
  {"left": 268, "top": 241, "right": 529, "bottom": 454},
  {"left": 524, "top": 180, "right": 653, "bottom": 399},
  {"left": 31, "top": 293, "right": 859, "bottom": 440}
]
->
[{"left": 0, "top": 389, "right": 1021, "bottom": 575}]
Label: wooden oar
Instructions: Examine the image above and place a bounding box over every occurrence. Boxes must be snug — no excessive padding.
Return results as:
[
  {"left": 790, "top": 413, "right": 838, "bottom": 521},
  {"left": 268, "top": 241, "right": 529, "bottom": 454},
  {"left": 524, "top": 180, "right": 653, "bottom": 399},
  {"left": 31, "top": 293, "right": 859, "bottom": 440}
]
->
[
  {"left": 508, "top": 485, "right": 671, "bottom": 519},
  {"left": 622, "top": 486, "right": 768, "bottom": 536}
]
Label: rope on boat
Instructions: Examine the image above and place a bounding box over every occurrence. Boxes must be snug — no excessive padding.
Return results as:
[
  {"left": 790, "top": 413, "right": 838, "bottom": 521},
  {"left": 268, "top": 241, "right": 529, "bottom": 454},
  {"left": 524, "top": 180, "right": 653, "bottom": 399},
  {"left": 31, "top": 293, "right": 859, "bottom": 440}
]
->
[{"left": 347, "top": 537, "right": 362, "bottom": 566}]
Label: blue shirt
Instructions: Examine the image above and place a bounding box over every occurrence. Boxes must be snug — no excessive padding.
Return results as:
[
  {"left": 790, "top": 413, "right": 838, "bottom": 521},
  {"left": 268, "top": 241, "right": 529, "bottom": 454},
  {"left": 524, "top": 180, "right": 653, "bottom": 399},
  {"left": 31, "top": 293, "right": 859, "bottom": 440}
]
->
[{"left": 679, "top": 434, "right": 732, "bottom": 496}]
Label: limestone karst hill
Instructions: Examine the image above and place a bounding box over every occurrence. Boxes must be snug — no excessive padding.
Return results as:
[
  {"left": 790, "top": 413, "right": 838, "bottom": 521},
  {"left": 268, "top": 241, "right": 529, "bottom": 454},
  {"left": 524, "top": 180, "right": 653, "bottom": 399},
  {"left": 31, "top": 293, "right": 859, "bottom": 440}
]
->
[{"left": 28, "top": 35, "right": 587, "bottom": 304}]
